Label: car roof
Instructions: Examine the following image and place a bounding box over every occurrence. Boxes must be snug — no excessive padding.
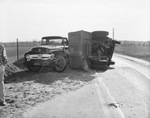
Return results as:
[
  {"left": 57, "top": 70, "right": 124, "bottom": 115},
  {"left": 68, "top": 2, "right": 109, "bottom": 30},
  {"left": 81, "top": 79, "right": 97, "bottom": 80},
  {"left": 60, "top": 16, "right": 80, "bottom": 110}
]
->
[{"left": 42, "top": 36, "right": 67, "bottom": 39}]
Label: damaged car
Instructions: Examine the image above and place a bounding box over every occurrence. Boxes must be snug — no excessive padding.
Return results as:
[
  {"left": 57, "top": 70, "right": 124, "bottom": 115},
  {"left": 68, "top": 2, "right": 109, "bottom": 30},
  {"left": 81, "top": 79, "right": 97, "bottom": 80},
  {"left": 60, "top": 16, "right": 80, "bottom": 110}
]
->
[{"left": 24, "top": 36, "right": 69, "bottom": 72}]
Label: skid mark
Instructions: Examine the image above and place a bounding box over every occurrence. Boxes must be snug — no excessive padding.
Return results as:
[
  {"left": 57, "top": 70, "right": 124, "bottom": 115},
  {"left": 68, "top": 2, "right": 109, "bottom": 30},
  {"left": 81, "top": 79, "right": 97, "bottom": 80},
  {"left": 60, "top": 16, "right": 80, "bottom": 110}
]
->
[{"left": 95, "top": 72, "right": 126, "bottom": 118}]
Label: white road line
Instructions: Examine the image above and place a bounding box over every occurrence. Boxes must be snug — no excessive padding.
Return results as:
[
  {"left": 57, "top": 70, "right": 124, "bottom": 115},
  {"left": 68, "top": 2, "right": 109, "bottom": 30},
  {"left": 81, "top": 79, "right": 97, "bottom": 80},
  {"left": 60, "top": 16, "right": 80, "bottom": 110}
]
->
[
  {"left": 114, "top": 54, "right": 150, "bottom": 80},
  {"left": 95, "top": 79, "right": 112, "bottom": 118},
  {"left": 95, "top": 72, "right": 126, "bottom": 118},
  {"left": 129, "top": 65, "right": 150, "bottom": 80}
]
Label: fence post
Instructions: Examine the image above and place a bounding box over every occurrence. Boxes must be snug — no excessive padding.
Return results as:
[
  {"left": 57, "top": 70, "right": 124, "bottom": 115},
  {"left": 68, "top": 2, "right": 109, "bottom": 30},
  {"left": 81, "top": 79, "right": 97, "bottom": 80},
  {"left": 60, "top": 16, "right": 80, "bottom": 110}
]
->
[{"left": 17, "top": 38, "right": 19, "bottom": 60}]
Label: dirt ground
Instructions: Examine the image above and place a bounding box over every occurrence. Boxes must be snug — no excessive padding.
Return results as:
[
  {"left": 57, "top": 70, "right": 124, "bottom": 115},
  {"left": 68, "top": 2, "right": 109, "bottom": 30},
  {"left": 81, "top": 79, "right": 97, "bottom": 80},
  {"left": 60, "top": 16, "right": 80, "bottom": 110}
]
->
[
  {"left": 1, "top": 54, "right": 150, "bottom": 118},
  {"left": 0, "top": 64, "right": 95, "bottom": 118},
  {"left": 22, "top": 54, "right": 150, "bottom": 118}
]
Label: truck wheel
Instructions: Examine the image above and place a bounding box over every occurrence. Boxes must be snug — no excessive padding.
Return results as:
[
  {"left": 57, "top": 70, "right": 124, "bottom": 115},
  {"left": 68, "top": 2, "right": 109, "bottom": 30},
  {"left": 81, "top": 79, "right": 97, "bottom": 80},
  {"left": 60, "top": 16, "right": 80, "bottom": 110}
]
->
[
  {"left": 90, "top": 60, "right": 108, "bottom": 65},
  {"left": 27, "top": 64, "right": 41, "bottom": 72},
  {"left": 53, "top": 55, "right": 67, "bottom": 72},
  {"left": 92, "top": 31, "right": 109, "bottom": 37},
  {"left": 91, "top": 64, "right": 108, "bottom": 70},
  {"left": 92, "top": 36, "right": 108, "bottom": 41}
]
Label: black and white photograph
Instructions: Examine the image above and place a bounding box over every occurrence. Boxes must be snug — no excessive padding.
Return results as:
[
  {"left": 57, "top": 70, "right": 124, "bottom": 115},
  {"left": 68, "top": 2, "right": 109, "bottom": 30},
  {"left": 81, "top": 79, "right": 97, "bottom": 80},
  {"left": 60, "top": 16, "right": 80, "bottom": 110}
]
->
[{"left": 0, "top": 0, "right": 150, "bottom": 118}]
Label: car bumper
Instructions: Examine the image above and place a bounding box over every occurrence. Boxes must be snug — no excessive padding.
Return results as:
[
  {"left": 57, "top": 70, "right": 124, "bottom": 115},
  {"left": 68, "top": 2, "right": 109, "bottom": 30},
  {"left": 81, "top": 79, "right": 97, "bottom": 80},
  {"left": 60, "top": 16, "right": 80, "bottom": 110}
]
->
[{"left": 24, "top": 59, "right": 55, "bottom": 67}]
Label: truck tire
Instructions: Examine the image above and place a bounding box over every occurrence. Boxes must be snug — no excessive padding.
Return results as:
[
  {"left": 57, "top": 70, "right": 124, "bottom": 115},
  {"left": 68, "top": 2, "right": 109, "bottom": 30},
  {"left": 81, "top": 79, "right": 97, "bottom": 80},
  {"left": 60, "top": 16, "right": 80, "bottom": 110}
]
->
[
  {"left": 107, "top": 60, "right": 115, "bottom": 67},
  {"left": 92, "top": 31, "right": 109, "bottom": 37},
  {"left": 91, "top": 64, "right": 108, "bottom": 70},
  {"left": 92, "top": 36, "right": 108, "bottom": 42},
  {"left": 27, "top": 64, "right": 41, "bottom": 72},
  {"left": 90, "top": 60, "right": 108, "bottom": 65},
  {"left": 53, "top": 55, "right": 67, "bottom": 72}
]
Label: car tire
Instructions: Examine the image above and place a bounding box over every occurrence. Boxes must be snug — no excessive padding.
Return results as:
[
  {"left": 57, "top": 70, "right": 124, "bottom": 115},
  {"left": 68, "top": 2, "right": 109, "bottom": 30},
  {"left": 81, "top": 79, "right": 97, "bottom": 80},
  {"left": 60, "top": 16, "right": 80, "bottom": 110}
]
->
[
  {"left": 27, "top": 64, "right": 41, "bottom": 72},
  {"left": 92, "top": 31, "right": 109, "bottom": 37},
  {"left": 53, "top": 55, "right": 67, "bottom": 72}
]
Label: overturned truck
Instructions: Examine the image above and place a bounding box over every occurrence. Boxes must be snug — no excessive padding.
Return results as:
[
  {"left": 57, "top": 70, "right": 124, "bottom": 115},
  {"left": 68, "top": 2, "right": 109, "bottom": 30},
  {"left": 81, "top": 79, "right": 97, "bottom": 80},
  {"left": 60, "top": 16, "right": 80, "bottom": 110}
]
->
[{"left": 68, "top": 30, "right": 120, "bottom": 70}]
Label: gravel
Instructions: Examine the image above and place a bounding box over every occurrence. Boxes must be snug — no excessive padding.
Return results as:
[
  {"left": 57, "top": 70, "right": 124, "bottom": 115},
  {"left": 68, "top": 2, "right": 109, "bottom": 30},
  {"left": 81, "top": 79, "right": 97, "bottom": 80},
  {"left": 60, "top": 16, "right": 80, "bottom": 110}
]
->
[{"left": 0, "top": 62, "right": 95, "bottom": 118}]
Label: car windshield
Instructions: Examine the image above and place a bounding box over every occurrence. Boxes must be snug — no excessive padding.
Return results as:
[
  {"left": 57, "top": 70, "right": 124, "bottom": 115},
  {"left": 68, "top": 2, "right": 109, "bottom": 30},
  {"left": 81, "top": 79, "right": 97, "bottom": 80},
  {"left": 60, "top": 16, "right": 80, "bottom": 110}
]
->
[{"left": 41, "top": 38, "right": 63, "bottom": 45}]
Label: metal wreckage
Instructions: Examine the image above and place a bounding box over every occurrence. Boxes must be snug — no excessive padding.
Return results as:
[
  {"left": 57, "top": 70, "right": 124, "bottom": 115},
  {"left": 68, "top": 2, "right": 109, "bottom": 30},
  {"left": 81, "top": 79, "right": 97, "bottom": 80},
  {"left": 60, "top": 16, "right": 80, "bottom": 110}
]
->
[{"left": 24, "top": 30, "right": 120, "bottom": 72}]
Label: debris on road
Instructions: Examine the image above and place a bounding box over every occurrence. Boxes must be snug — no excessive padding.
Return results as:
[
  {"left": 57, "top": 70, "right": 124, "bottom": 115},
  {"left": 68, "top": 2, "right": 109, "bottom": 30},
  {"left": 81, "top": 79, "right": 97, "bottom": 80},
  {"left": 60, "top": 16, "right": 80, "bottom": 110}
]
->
[{"left": 107, "top": 103, "right": 118, "bottom": 108}]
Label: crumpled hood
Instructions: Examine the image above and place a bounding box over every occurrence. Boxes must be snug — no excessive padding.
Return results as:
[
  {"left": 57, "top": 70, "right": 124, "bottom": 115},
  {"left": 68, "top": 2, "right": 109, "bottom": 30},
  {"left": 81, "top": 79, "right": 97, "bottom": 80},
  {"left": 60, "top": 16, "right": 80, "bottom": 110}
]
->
[
  {"left": 35, "top": 45, "right": 64, "bottom": 50},
  {"left": 25, "top": 45, "right": 64, "bottom": 55}
]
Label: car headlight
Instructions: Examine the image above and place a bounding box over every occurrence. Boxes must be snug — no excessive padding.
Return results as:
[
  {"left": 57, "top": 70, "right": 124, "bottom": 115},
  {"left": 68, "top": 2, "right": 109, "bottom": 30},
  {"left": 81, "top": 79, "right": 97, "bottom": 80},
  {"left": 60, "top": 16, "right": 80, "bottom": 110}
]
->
[
  {"left": 26, "top": 54, "right": 30, "bottom": 61},
  {"left": 50, "top": 53, "right": 55, "bottom": 60}
]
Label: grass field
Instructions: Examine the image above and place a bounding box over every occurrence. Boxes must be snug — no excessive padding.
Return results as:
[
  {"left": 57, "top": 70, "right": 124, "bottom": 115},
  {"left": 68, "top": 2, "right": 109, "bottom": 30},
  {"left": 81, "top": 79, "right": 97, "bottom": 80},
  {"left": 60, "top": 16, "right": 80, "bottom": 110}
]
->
[
  {"left": 5, "top": 43, "right": 150, "bottom": 62},
  {"left": 6, "top": 46, "right": 32, "bottom": 58},
  {"left": 114, "top": 45, "right": 150, "bottom": 61}
]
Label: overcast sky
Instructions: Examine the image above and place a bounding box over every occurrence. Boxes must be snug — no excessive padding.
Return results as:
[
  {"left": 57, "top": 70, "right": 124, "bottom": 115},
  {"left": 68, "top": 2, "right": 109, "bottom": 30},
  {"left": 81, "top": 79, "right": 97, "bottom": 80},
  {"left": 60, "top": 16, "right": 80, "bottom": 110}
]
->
[{"left": 0, "top": 0, "right": 150, "bottom": 42}]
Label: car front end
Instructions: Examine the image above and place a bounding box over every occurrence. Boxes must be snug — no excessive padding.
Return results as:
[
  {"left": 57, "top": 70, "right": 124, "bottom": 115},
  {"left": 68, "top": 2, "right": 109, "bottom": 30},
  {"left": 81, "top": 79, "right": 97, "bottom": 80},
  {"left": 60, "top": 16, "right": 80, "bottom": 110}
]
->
[
  {"left": 24, "top": 36, "right": 68, "bottom": 72},
  {"left": 24, "top": 45, "right": 59, "bottom": 72},
  {"left": 25, "top": 53, "right": 55, "bottom": 66}
]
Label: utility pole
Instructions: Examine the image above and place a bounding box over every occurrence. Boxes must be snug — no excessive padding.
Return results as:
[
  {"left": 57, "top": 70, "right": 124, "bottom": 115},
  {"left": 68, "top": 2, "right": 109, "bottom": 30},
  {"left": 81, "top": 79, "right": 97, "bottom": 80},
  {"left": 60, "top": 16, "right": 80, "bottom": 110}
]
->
[
  {"left": 113, "top": 28, "right": 114, "bottom": 40},
  {"left": 17, "top": 38, "right": 19, "bottom": 61}
]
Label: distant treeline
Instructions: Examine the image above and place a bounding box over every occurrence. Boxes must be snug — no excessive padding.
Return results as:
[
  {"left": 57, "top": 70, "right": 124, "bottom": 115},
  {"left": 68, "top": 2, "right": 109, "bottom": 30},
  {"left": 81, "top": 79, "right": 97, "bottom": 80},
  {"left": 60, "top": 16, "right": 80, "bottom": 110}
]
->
[
  {"left": 1, "top": 41, "right": 41, "bottom": 47},
  {"left": 1, "top": 40, "right": 150, "bottom": 47},
  {"left": 118, "top": 41, "right": 150, "bottom": 46},
  {"left": 114, "top": 41, "right": 150, "bottom": 61}
]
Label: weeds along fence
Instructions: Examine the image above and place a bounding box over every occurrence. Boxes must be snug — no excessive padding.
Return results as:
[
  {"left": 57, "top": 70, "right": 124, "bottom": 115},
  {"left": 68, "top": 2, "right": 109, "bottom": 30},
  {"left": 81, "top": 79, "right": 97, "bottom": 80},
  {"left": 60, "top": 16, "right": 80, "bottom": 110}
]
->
[
  {"left": 3, "top": 40, "right": 40, "bottom": 60},
  {"left": 114, "top": 41, "right": 150, "bottom": 61}
]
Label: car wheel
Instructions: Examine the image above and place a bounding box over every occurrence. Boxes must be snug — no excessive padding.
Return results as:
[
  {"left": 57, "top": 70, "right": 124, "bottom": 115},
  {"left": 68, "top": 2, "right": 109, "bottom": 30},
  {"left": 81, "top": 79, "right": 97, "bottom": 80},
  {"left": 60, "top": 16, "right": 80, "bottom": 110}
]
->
[
  {"left": 53, "top": 55, "right": 67, "bottom": 72},
  {"left": 27, "top": 64, "right": 41, "bottom": 72}
]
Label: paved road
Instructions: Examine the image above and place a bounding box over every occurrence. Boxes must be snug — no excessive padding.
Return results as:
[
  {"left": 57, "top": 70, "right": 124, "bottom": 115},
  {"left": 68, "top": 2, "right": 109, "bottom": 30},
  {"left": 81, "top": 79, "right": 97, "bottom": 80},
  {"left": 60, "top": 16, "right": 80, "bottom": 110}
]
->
[{"left": 24, "top": 54, "right": 150, "bottom": 118}]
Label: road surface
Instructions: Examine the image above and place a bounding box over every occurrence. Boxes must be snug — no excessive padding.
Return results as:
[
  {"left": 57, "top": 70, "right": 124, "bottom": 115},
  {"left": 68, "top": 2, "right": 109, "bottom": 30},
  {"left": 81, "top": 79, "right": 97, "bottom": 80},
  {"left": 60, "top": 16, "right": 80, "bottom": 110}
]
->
[{"left": 23, "top": 54, "right": 150, "bottom": 118}]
